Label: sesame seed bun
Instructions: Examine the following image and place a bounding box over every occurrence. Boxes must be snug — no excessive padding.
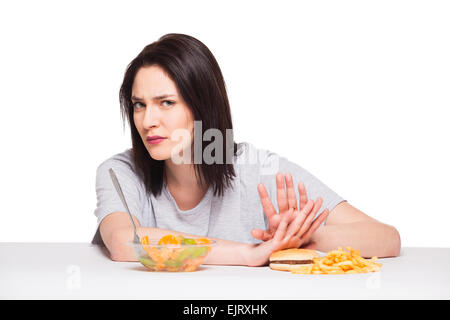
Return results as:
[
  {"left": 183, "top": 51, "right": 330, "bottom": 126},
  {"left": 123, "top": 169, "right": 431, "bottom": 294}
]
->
[{"left": 269, "top": 248, "right": 320, "bottom": 271}]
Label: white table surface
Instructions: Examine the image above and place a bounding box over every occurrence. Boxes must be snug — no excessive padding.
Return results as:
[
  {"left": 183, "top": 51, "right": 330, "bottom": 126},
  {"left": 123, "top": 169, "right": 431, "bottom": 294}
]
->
[{"left": 1, "top": 243, "right": 449, "bottom": 299}]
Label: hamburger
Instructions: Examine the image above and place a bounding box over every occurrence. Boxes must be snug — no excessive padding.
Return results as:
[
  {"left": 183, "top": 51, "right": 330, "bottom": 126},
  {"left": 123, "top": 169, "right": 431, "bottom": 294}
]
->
[{"left": 269, "top": 248, "right": 320, "bottom": 271}]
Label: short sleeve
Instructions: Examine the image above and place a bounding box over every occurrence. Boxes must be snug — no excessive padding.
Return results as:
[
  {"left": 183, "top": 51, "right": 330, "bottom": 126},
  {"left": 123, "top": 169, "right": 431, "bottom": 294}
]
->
[
  {"left": 257, "top": 145, "right": 346, "bottom": 226},
  {"left": 91, "top": 158, "right": 145, "bottom": 245}
]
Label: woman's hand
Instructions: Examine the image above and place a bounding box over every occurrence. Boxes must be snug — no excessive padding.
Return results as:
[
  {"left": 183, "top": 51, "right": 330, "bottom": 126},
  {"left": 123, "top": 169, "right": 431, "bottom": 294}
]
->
[
  {"left": 244, "top": 200, "right": 329, "bottom": 267},
  {"left": 252, "top": 172, "right": 326, "bottom": 241}
]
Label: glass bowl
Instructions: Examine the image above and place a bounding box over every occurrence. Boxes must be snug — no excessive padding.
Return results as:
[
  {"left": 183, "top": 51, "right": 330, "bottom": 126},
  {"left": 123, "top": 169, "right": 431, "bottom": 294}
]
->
[{"left": 128, "top": 239, "right": 216, "bottom": 272}]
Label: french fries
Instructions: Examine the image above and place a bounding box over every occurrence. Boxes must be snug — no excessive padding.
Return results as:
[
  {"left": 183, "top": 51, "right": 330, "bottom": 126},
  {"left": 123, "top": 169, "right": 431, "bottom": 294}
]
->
[{"left": 291, "top": 246, "right": 382, "bottom": 274}]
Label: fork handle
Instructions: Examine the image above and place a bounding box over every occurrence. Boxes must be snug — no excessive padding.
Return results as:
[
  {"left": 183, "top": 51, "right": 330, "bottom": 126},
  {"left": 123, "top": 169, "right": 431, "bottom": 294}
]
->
[{"left": 108, "top": 168, "right": 140, "bottom": 244}]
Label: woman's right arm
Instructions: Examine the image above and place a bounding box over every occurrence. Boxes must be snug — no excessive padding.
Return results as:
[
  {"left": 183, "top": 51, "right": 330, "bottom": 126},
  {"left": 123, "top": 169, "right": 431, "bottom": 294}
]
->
[
  {"left": 99, "top": 211, "right": 251, "bottom": 265},
  {"left": 101, "top": 206, "right": 314, "bottom": 267},
  {"left": 95, "top": 162, "right": 252, "bottom": 265}
]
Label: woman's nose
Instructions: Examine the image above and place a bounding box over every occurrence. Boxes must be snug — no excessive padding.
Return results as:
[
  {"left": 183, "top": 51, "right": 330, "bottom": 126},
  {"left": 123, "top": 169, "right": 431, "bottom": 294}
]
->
[{"left": 142, "top": 105, "right": 160, "bottom": 129}]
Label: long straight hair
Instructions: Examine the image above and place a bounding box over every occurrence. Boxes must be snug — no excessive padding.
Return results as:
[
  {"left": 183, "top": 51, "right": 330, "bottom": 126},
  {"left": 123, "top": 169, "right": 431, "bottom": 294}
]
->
[{"left": 119, "top": 33, "right": 238, "bottom": 197}]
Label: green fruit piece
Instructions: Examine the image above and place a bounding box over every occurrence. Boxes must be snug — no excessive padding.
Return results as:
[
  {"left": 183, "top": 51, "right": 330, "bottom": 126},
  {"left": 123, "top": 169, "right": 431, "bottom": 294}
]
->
[
  {"left": 164, "top": 259, "right": 183, "bottom": 268},
  {"left": 181, "top": 238, "right": 197, "bottom": 245},
  {"left": 139, "top": 257, "right": 156, "bottom": 267},
  {"left": 177, "top": 247, "right": 197, "bottom": 262},
  {"left": 190, "top": 246, "right": 208, "bottom": 259}
]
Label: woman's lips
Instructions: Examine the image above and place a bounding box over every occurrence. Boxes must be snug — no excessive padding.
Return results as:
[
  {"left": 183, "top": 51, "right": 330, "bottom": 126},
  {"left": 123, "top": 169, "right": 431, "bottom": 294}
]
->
[
  {"left": 148, "top": 138, "right": 165, "bottom": 145},
  {"left": 146, "top": 137, "right": 166, "bottom": 145}
]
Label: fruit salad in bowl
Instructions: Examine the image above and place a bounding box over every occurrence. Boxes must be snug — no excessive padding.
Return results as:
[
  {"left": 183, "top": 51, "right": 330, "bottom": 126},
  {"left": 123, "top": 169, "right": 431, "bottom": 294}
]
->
[{"left": 129, "top": 235, "right": 215, "bottom": 272}]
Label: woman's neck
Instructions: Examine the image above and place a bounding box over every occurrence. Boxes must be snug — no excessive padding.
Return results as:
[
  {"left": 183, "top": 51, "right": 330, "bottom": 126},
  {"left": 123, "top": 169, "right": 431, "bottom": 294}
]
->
[{"left": 164, "top": 159, "right": 208, "bottom": 192}]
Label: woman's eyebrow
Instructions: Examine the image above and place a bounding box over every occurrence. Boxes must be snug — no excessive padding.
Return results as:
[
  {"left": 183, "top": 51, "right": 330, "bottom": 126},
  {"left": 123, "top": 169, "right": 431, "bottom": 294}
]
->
[{"left": 131, "top": 94, "right": 176, "bottom": 101}]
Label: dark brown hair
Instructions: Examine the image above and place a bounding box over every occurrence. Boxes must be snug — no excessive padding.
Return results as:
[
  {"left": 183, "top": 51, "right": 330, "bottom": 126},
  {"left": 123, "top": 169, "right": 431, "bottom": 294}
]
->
[{"left": 119, "top": 33, "right": 237, "bottom": 198}]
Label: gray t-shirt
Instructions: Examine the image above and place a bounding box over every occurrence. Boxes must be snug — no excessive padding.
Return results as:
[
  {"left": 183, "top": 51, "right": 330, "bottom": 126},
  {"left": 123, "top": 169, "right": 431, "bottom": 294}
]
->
[{"left": 91, "top": 142, "right": 346, "bottom": 245}]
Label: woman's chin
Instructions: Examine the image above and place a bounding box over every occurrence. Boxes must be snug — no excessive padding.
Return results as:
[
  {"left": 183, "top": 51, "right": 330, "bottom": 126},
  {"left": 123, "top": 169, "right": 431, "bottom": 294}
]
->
[{"left": 147, "top": 150, "right": 170, "bottom": 161}]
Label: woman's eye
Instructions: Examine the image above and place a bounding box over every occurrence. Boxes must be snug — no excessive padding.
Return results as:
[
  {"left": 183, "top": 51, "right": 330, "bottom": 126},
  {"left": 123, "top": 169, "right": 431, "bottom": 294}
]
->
[
  {"left": 132, "top": 102, "right": 145, "bottom": 109},
  {"left": 162, "top": 100, "right": 175, "bottom": 107},
  {"left": 132, "top": 100, "right": 174, "bottom": 109}
]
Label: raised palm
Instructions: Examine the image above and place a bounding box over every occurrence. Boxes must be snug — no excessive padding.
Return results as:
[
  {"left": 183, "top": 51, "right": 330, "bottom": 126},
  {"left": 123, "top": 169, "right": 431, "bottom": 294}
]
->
[{"left": 251, "top": 172, "right": 329, "bottom": 243}]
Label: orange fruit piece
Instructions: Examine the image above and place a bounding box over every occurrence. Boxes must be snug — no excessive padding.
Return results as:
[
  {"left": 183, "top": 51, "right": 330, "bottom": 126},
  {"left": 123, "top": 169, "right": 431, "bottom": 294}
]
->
[
  {"left": 158, "top": 234, "right": 181, "bottom": 245},
  {"left": 141, "top": 235, "right": 149, "bottom": 245},
  {"left": 195, "top": 238, "right": 211, "bottom": 244}
]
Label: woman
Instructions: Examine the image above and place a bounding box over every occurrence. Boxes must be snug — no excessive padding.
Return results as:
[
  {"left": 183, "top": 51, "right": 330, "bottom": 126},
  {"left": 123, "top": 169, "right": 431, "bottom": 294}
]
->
[{"left": 92, "top": 33, "right": 401, "bottom": 266}]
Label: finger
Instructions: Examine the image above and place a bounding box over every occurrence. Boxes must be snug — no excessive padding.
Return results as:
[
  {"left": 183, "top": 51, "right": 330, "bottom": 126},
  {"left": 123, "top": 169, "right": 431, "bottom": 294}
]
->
[
  {"left": 276, "top": 173, "right": 289, "bottom": 214},
  {"left": 295, "top": 197, "right": 323, "bottom": 238},
  {"left": 267, "top": 214, "right": 281, "bottom": 236},
  {"left": 250, "top": 228, "right": 264, "bottom": 240},
  {"left": 285, "top": 173, "right": 298, "bottom": 210},
  {"left": 273, "top": 210, "right": 290, "bottom": 243},
  {"left": 251, "top": 229, "right": 274, "bottom": 241},
  {"left": 257, "top": 183, "right": 278, "bottom": 220},
  {"left": 299, "top": 208, "right": 329, "bottom": 243},
  {"left": 284, "top": 204, "right": 312, "bottom": 241},
  {"left": 283, "top": 200, "right": 314, "bottom": 240},
  {"left": 298, "top": 181, "right": 308, "bottom": 212},
  {"left": 261, "top": 231, "right": 274, "bottom": 241},
  {"left": 296, "top": 197, "right": 323, "bottom": 237}
]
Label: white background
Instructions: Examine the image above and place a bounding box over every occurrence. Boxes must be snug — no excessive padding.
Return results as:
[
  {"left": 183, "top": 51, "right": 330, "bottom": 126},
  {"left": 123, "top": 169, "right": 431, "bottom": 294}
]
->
[{"left": 0, "top": 0, "right": 448, "bottom": 247}]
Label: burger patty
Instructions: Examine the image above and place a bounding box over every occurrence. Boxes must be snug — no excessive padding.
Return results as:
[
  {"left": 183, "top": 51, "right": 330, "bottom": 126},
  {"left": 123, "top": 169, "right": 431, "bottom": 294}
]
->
[{"left": 270, "top": 260, "right": 313, "bottom": 265}]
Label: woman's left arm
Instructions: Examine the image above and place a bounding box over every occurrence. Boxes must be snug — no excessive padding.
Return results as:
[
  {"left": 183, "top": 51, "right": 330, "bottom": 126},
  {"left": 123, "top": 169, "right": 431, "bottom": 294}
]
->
[{"left": 302, "top": 201, "right": 401, "bottom": 258}]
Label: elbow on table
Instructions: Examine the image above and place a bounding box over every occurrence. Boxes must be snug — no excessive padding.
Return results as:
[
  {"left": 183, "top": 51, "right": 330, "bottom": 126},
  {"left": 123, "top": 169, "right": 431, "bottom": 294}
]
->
[
  {"left": 387, "top": 225, "right": 401, "bottom": 257},
  {"left": 110, "top": 248, "right": 130, "bottom": 262},
  {"left": 108, "top": 229, "right": 136, "bottom": 262}
]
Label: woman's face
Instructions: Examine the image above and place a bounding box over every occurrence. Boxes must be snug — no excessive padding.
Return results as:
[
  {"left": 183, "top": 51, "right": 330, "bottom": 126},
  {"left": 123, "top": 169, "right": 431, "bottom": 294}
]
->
[{"left": 131, "top": 65, "right": 194, "bottom": 162}]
